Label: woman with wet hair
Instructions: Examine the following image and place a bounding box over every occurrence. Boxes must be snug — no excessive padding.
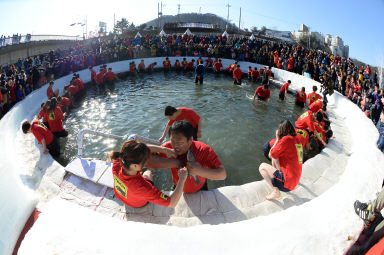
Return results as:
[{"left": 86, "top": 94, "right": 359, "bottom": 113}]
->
[
  {"left": 110, "top": 140, "right": 187, "bottom": 208},
  {"left": 259, "top": 120, "right": 303, "bottom": 200}
]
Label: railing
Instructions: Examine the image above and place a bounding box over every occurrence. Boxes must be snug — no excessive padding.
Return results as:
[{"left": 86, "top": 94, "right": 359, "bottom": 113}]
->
[
  {"left": 0, "top": 34, "right": 83, "bottom": 48},
  {"left": 77, "top": 129, "right": 160, "bottom": 157}
]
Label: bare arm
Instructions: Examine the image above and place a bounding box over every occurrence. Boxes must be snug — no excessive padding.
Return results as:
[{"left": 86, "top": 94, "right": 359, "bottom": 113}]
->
[
  {"left": 187, "top": 162, "right": 226, "bottom": 180},
  {"left": 145, "top": 154, "right": 180, "bottom": 169},
  {"left": 197, "top": 119, "right": 202, "bottom": 138},
  {"left": 159, "top": 125, "right": 170, "bottom": 142},
  {"left": 168, "top": 167, "right": 187, "bottom": 208},
  {"left": 41, "top": 138, "right": 48, "bottom": 154},
  {"left": 146, "top": 144, "right": 176, "bottom": 158}
]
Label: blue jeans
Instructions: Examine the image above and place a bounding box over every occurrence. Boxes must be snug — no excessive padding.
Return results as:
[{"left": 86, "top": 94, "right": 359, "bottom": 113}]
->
[{"left": 377, "top": 121, "right": 384, "bottom": 152}]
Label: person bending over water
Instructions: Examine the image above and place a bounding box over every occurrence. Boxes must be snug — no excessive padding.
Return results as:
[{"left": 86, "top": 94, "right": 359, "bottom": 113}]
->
[
  {"left": 259, "top": 120, "right": 303, "bottom": 200},
  {"left": 110, "top": 140, "right": 187, "bottom": 208}
]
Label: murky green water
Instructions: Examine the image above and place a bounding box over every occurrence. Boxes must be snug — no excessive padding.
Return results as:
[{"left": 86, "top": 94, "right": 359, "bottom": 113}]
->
[{"left": 60, "top": 72, "right": 304, "bottom": 190}]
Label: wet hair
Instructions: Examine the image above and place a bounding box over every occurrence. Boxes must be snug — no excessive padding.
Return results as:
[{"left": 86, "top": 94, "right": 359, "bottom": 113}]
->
[
  {"left": 164, "top": 106, "right": 177, "bottom": 116},
  {"left": 301, "top": 87, "right": 305, "bottom": 92},
  {"left": 49, "top": 81, "right": 54, "bottom": 85},
  {"left": 277, "top": 120, "right": 296, "bottom": 139},
  {"left": 22, "top": 120, "right": 31, "bottom": 134},
  {"left": 287, "top": 80, "right": 291, "bottom": 83},
  {"left": 109, "top": 140, "right": 150, "bottom": 170},
  {"left": 169, "top": 120, "right": 194, "bottom": 140},
  {"left": 49, "top": 97, "right": 57, "bottom": 111},
  {"left": 325, "top": 130, "right": 333, "bottom": 139},
  {"left": 312, "top": 85, "right": 318, "bottom": 92},
  {"left": 263, "top": 84, "right": 269, "bottom": 89},
  {"left": 315, "top": 112, "right": 324, "bottom": 122}
]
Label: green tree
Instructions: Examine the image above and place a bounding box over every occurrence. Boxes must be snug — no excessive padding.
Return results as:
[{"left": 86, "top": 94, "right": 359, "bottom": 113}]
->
[
  {"left": 250, "top": 26, "right": 258, "bottom": 34},
  {"left": 138, "top": 24, "right": 147, "bottom": 30},
  {"left": 129, "top": 22, "right": 135, "bottom": 30},
  {"left": 114, "top": 18, "right": 129, "bottom": 34},
  {"left": 260, "top": 26, "right": 267, "bottom": 35}
]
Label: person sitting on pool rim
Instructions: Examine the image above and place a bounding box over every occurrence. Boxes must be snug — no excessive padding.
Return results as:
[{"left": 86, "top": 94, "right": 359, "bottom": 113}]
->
[
  {"left": 159, "top": 106, "right": 202, "bottom": 142},
  {"left": 161, "top": 120, "right": 226, "bottom": 193},
  {"left": 110, "top": 140, "right": 187, "bottom": 208},
  {"left": 259, "top": 120, "right": 303, "bottom": 200}
]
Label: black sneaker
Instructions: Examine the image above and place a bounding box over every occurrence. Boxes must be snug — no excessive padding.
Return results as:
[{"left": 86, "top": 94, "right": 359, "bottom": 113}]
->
[{"left": 354, "top": 200, "right": 374, "bottom": 225}]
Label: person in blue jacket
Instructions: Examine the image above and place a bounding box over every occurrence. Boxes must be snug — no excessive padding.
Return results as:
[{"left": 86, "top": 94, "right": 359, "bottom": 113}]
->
[{"left": 194, "top": 60, "right": 206, "bottom": 85}]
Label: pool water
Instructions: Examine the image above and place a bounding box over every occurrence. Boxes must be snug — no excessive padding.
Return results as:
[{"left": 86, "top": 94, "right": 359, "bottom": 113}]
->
[{"left": 60, "top": 72, "right": 304, "bottom": 190}]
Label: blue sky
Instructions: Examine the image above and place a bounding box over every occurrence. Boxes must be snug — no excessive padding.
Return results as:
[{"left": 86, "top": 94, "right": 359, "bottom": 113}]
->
[{"left": 1, "top": 0, "right": 384, "bottom": 66}]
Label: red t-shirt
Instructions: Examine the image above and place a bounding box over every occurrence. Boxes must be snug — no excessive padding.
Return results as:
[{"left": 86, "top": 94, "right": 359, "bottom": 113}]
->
[
  {"left": 112, "top": 160, "right": 171, "bottom": 208},
  {"left": 162, "top": 141, "right": 222, "bottom": 193},
  {"left": 74, "top": 78, "right": 84, "bottom": 90},
  {"left": 233, "top": 68, "right": 243, "bottom": 80},
  {"left": 147, "top": 63, "right": 156, "bottom": 70},
  {"left": 47, "top": 85, "right": 54, "bottom": 99},
  {"left": 270, "top": 135, "right": 303, "bottom": 190},
  {"left": 295, "top": 110, "right": 315, "bottom": 132},
  {"left": 138, "top": 63, "right": 145, "bottom": 70},
  {"left": 68, "top": 85, "right": 79, "bottom": 95},
  {"left": 59, "top": 97, "right": 70, "bottom": 109},
  {"left": 206, "top": 58, "right": 213, "bottom": 66},
  {"left": 182, "top": 61, "right": 188, "bottom": 68},
  {"left": 95, "top": 72, "right": 104, "bottom": 84},
  {"left": 30, "top": 120, "right": 53, "bottom": 145},
  {"left": 295, "top": 128, "right": 309, "bottom": 147},
  {"left": 90, "top": 69, "right": 96, "bottom": 81},
  {"left": 38, "top": 109, "right": 48, "bottom": 122},
  {"left": 187, "top": 61, "right": 194, "bottom": 69},
  {"left": 288, "top": 57, "right": 295, "bottom": 70},
  {"left": 104, "top": 71, "right": 117, "bottom": 81},
  {"left": 163, "top": 60, "right": 171, "bottom": 69},
  {"left": 48, "top": 107, "right": 65, "bottom": 132},
  {"left": 168, "top": 107, "right": 200, "bottom": 128},
  {"left": 174, "top": 62, "right": 181, "bottom": 68},
  {"left": 280, "top": 82, "right": 289, "bottom": 93},
  {"left": 254, "top": 86, "right": 270, "bottom": 99},
  {"left": 213, "top": 62, "right": 223, "bottom": 71},
  {"left": 251, "top": 70, "right": 260, "bottom": 78},
  {"left": 307, "top": 92, "right": 322, "bottom": 105},
  {"left": 308, "top": 99, "right": 323, "bottom": 113},
  {"left": 296, "top": 91, "right": 306, "bottom": 103}
]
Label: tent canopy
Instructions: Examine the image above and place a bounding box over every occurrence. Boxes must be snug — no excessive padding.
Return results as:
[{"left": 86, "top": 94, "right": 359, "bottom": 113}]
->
[
  {"left": 135, "top": 32, "right": 142, "bottom": 38},
  {"left": 249, "top": 34, "right": 255, "bottom": 40},
  {"left": 183, "top": 28, "right": 193, "bottom": 36},
  {"left": 222, "top": 31, "right": 229, "bottom": 38},
  {"left": 159, "top": 29, "right": 167, "bottom": 37}
]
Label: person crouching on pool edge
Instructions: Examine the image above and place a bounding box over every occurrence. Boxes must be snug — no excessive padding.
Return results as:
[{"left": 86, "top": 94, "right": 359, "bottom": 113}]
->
[
  {"left": 161, "top": 120, "right": 226, "bottom": 193},
  {"left": 259, "top": 120, "right": 303, "bottom": 200},
  {"left": 110, "top": 140, "right": 187, "bottom": 208}
]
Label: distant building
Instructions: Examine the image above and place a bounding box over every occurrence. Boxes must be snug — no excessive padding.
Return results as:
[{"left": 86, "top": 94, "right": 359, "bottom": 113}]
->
[
  {"left": 325, "top": 35, "right": 349, "bottom": 58},
  {"left": 291, "top": 24, "right": 324, "bottom": 47},
  {"left": 265, "top": 29, "right": 294, "bottom": 43},
  {"left": 291, "top": 24, "right": 349, "bottom": 58}
]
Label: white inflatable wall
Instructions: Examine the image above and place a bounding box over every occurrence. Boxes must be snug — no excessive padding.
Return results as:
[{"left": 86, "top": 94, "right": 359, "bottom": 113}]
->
[{"left": 1, "top": 57, "right": 383, "bottom": 255}]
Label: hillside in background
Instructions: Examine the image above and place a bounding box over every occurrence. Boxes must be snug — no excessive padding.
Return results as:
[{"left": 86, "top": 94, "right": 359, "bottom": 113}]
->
[{"left": 143, "top": 13, "right": 238, "bottom": 30}]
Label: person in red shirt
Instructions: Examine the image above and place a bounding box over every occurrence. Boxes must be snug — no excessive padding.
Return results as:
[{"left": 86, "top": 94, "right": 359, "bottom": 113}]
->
[
  {"left": 295, "top": 110, "right": 327, "bottom": 147},
  {"left": 47, "top": 98, "right": 68, "bottom": 138},
  {"left": 110, "top": 140, "right": 187, "bottom": 208},
  {"left": 147, "top": 62, "right": 157, "bottom": 73},
  {"left": 279, "top": 80, "right": 291, "bottom": 100},
  {"left": 57, "top": 96, "right": 71, "bottom": 113},
  {"left": 22, "top": 120, "right": 60, "bottom": 157},
  {"left": 253, "top": 84, "right": 270, "bottom": 102},
  {"left": 287, "top": 55, "right": 295, "bottom": 71},
  {"left": 161, "top": 120, "right": 226, "bottom": 193},
  {"left": 307, "top": 85, "right": 323, "bottom": 105},
  {"left": 259, "top": 120, "right": 303, "bottom": 200},
  {"left": 104, "top": 67, "right": 118, "bottom": 83},
  {"left": 89, "top": 66, "right": 96, "bottom": 85},
  {"left": 251, "top": 67, "right": 260, "bottom": 82},
  {"left": 308, "top": 99, "right": 323, "bottom": 113},
  {"left": 226, "top": 61, "right": 237, "bottom": 72},
  {"left": 129, "top": 62, "right": 137, "bottom": 75},
  {"left": 186, "top": 59, "right": 195, "bottom": 71},
  {"left": 163, "top": 57, "right": 171, "bottom": 71},
  {"left": 38, "top": 101, "right": 50, "bottom": 128},
  {"left": 295, "top": 87, "right": 307, "bottom": 107},
  {"left": 95, "top": 68, "right": 105, "bottom": 85},
  {"left": 159, "top": 106, "right": 202, "bottom": 142},
  {"left": 181, "top": 58, "right": 188, "bottom": 71},
  {"left": 205, "top": 57, "right": 213, "bottom": 68},
  {"left": 233, "top": 65, "right": 243, "bottom": 85},
  {"left": 138, "top": 60, "right": 146, "bottom": 73},
  {"left": 174, "top": 59, "right": 181, "bottom": 72},
  {"left": 247, "top": 66, "right": 252, "bottom": 80},
  {"left": 47, "top": 81, "right": 59, "bottom": 99},
  {"left": 213, "top": 59, "right": 223, "bottom": 73}
]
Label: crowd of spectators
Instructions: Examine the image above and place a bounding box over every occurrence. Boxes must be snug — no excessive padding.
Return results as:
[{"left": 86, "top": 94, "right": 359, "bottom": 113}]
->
[{"left": 0, "top": 32, "right": 383, "bottom": 138}]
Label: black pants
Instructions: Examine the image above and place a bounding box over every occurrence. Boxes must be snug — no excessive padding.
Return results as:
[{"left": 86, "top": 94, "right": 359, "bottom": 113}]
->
[
  {"left": 279, "top": 91, "right": 285, "bottom": 100},
  {"left": 47, "top": 136, "right": 61, "bottom": 157},
  {"left": 193, "top": 125, "right": 198, "bottom": 141},
  {"left": 195, "top": 76, "right": 203, "bottom": 85},
  {"left": 295, "top": 100, "right": 305, "bottom": 107},
  {"left": 53, "top": 130, "right": 68, "bottom": 138}
]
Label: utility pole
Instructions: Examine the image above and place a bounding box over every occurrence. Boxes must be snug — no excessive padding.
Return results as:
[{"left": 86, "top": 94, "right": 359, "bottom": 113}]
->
[
  {"left": 158, "top": 2, "right": 160, "bottom": 29},
  {"left": 113, "top": 13, "right": 115, "bottom": 30},
  {"left": 238, "top": 7, "right": 241, "bottom": 31},
  {"left": 226, "top": 3, "right": 231, "bottom": 27},
  {"left": 177, "top": 4, "right": 180, "bottom": 22}
]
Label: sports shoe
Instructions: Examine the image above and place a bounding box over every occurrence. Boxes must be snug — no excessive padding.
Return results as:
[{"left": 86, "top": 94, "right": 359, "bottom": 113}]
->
[{"left": 354, "top": 200, "right": 374, "bottom": 226}]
